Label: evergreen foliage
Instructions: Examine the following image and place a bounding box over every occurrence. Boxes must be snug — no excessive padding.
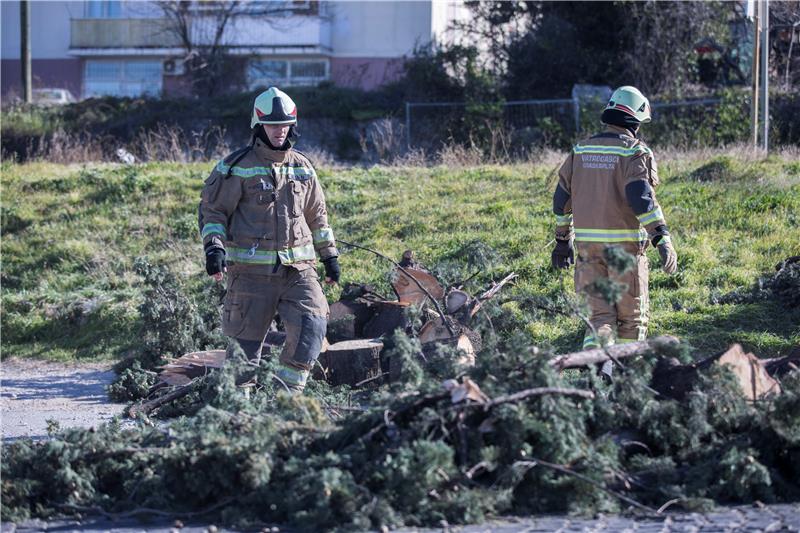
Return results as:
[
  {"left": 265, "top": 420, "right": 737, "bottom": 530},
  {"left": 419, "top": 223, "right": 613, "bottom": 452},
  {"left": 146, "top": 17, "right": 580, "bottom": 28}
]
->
[{"left": 4, "top": 325, "right": 800, "bottom": 529}]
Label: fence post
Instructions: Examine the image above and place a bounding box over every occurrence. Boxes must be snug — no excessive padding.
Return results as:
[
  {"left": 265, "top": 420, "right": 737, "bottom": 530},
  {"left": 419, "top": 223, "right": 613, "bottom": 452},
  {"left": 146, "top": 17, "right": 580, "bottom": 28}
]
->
[
  {"left": 572, "top": 97, "right": 580, "bottom": 135},
  {"left": 405, "top": 102, "right": 411, "bottom": 149}
]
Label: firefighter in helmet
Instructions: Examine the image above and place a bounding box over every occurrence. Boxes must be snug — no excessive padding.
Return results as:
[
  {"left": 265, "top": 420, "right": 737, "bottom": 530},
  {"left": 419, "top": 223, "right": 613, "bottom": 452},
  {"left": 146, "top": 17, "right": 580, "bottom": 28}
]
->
[
  {"left": 551, "top": 86, "right": 678, "bottom": 373},
  {"left": 198, "top": 87, "right": 339, "bottom": 393}
]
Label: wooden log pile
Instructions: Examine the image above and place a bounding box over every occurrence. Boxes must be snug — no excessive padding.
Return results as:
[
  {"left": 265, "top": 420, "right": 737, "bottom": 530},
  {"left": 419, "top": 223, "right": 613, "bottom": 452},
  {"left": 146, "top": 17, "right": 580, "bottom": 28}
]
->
[{"left": 314, "top": 250, "right": 516, "bottom": 387}]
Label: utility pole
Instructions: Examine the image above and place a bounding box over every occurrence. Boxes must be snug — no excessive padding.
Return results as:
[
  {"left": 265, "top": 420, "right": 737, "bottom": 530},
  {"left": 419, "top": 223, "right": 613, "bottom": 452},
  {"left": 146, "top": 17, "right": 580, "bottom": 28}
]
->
[
  {"left": 751, "top": 0, "right": 760, "bottom": 148},
  {"left": 760, "top": 0, "right": 769, "bottom": 152},
  {"left": 20, "top": 0, "right": 32, "bottom": 103}
]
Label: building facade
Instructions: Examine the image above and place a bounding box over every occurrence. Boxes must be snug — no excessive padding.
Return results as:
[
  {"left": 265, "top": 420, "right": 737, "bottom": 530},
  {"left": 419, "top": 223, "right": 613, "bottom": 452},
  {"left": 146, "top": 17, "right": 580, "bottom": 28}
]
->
[{"left": 1, "top": 0, "right": 467, "bottom": 100}]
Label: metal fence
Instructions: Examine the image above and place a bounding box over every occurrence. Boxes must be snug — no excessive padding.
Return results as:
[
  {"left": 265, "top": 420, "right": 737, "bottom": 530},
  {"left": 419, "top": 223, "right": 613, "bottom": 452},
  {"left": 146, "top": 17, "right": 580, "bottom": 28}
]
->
[{"left": 405, "top": 97, "right": 724, "bottom": 150}]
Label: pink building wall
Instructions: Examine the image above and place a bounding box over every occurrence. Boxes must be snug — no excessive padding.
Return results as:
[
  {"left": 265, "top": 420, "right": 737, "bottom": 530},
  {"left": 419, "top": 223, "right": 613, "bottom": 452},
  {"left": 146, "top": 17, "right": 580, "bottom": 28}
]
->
[{"left": 329, "top": 57, "right": 406, "bottom": 91}]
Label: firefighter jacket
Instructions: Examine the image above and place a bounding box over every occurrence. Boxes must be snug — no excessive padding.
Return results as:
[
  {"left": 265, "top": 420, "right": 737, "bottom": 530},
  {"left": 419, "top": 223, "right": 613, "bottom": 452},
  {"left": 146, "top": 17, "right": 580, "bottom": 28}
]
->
[
  {"left": 199, "top": 138, "right": 338, "bottom": 275},
  {"left": 553, "top": 125, "right": 669, "bottom": 246}
]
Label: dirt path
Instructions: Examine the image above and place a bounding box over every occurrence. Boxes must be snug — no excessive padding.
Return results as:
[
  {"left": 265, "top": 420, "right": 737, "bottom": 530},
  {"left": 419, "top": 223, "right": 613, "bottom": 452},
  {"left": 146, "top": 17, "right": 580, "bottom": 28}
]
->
[{"left": 1, "top": 358, "right": 126, "bottom": 441}]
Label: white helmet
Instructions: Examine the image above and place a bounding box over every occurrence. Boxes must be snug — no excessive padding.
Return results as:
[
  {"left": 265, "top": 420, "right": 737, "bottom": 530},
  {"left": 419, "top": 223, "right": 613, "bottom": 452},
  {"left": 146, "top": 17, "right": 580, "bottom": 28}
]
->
[{"left": 250, "top": 87, "right": 297, "bottom": 128}]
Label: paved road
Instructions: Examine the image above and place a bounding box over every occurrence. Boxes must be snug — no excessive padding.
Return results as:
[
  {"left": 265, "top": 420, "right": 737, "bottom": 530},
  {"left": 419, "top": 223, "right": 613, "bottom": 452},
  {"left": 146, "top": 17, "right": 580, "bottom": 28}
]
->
[
  {"left": 1, "top": 358, "right": 126, "bottom": 441},
  {"left": 3, "top": 504, "right": 799, "bottom": 532}
]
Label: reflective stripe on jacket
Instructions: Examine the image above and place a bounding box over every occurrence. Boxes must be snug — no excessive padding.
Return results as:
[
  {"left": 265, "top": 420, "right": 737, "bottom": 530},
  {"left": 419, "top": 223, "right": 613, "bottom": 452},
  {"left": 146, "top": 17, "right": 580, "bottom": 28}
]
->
[{"left": 198, "top": 138, "right": 337, "bottom": 274}]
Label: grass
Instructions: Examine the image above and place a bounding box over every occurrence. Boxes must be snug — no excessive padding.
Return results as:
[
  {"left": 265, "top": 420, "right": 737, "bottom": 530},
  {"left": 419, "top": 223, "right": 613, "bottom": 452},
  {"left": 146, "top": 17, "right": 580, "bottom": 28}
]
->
[{"left": 1, "top": 152, "right": 798, "bottom": 362}]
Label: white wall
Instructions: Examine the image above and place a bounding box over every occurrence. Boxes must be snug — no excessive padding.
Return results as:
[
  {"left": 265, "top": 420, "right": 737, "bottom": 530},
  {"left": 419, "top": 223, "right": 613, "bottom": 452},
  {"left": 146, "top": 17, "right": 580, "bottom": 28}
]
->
[
  {"left": 1, "top": 1, "right": 80, "bottom": 59},
  {"left": 430, "top": 0, "right": 470, "bottom": 46},
  {"left": 329, "top": 1, "right": 433, "bottom": 58}
]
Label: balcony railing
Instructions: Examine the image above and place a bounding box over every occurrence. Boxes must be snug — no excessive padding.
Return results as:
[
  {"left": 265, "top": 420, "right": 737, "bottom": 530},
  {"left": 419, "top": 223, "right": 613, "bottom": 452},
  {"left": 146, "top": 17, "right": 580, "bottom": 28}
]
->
[
  {"left": 70, "top": 19, "right": 181, "bottom": 49},
  {"left": 70, "top": 15, "right": 331, "bottom": 51}
]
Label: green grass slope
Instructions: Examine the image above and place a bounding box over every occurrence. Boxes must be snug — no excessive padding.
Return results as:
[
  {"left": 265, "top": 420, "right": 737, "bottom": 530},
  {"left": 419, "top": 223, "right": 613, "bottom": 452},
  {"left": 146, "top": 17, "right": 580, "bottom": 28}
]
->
[{"left": 1, "top": 153, "right": 798, "bottom": 361}]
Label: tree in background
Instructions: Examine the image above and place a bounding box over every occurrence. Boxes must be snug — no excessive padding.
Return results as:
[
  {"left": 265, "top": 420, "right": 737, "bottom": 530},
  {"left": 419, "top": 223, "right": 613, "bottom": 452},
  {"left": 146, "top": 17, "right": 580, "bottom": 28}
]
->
[
  {"left": 770, "top": 0, "right": 800, "bottom": 91},
  {"left": 620, "top": 1, "right": 734, "bottom": 96},
  {"left": 451, "top": 1, "right": 739, "bottom": 99},
  {"left": 158, "top": 1, "right": 306, "bottom": 97}
]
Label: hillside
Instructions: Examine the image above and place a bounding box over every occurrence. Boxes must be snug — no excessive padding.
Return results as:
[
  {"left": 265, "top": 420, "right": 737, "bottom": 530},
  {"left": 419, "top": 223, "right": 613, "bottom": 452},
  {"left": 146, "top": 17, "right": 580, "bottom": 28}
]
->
[{"left": 2, "top": 152, "right": 798, "bottom": 361}]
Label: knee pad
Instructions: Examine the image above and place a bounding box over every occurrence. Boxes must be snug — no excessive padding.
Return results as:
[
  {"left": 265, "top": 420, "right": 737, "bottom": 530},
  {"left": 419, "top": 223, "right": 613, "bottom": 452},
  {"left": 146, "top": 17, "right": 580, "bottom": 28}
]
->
[{"left": 282, "top": 314, "right": 327, "bottom": 369}]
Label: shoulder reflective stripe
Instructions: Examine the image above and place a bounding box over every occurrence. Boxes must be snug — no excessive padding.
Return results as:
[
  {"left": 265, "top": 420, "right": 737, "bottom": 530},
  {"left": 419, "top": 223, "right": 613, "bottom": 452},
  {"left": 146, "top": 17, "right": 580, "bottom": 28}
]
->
[
  {"left": 228, "top": 243, "right": 316, "bottom": 265},
  {"left": 616, "top": 338, "right": 638, "bottom": 344},
  {"left": 201, "top": 223, "right": 226, "bottom": 239},
  {"left": 214, "top": 161, "right": 270, "bottom": 179},
  {"left": 285, "top": 166, "right": 316, "bottom": 180},
  {"left": 573, "top": 144, "right": 651, "bottom": 157},
  {"left": 312, "top": 227, "right": 334, "bottom": 244},
  {"left": 636, "top": 207, "right": 664, "bottom": 225}
]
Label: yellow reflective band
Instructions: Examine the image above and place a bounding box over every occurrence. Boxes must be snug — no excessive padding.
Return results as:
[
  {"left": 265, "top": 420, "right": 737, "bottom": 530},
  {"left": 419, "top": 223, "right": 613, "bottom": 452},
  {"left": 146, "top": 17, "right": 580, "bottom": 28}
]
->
[
  {"left": 573, "top": 144, "right": 651, "bottom": 157},
  {"left": 228, "top": 243, "right": 316, "bottom": 265},
  {"left": 555, "top": 214, "right": 573, "bottom": 226},
  {"left": 281, "top": 166, "right": 316, "bottom": 180},
  {"left": 583, "top": 336, "right": 599, "bottom": 349},
  {"left": 201, "top": 223, "right": 226, "bottom": 239},
  {"left": 312, "top": 227, "right": 334, "bottom": 244},
  {"left": 276, "top": 364, "right": 309, "bottom": 387},
  {"left": 637, "top": 207, "right": 664, "bottom": 225},
  {"left": 215, "top": 161, "right": 271, "bottom": 178},
  {"left": 617, "top": 338, "right": 638, "bottom": 344},
  {"left": 574, "top": 228, "right": 647, "bottom": 243}
]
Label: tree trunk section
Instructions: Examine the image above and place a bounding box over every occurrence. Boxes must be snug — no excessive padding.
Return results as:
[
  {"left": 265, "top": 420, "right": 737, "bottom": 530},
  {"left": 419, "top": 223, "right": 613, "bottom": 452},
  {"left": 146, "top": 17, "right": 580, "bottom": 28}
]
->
[{"left": 314, "top": 338, "right": 384, "bottom": 387}]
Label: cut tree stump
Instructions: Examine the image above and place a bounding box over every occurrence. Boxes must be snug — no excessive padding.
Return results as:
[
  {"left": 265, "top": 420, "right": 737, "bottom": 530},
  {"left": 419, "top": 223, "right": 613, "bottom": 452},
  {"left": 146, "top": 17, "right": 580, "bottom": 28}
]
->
[
  {"left": 362, "top": 301, "right": 409, "bottom": 338},
  {"left": 651, "top": 343, "right": 782, "bottom": 401},
  {"left": 327, "top": 300, "right": 373, "bottom": 342},
  {"left": 419, "top": 317, "right": 481, "bottom": 365},
  {"left": 391, "top": 267, "right": 445, "bottom": 306},
  {"left": 314, "top": 338, "right": 384, "bottom": 387}
]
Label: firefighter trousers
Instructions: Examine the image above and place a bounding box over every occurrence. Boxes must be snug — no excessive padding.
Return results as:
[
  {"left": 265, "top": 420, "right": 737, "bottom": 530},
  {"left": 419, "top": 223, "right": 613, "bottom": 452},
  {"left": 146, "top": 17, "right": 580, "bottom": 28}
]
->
[
  {"left": 574, "top": 242, "right": 649, "bottom": 350},
  {"left": 222, "top": 265, "right": 329, "bottom": 391}
]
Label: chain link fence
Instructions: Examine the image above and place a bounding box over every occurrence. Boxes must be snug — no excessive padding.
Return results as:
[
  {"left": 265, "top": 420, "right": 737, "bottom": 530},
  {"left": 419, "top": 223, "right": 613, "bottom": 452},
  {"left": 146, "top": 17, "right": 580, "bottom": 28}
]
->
[{"left": 405, "top": 97, "right": 728, "bottom": 152}]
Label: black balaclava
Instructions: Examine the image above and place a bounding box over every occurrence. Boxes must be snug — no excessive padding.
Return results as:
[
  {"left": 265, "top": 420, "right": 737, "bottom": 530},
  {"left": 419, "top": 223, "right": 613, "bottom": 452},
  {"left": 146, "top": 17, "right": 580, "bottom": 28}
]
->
[
  {"left": 254, "top": 124, "right": 299, "bottom": 150},
  {"left": 601, "top": 108, "right": 640, "bottom": 137}
]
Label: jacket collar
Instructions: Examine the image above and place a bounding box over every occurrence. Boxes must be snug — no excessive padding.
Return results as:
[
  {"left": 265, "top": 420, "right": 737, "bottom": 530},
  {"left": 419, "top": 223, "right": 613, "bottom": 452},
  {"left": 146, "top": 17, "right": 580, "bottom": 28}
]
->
[
  {"left": 254, "top": 138, "right": 289, "bottom": 163},
  {"left": 606, "top": 124, "right": 638, "bottom": 139}
]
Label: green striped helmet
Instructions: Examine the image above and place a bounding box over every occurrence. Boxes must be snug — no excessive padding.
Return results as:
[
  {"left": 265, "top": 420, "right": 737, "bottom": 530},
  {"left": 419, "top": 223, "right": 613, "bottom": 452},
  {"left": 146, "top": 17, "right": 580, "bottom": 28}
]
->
[
  {"left": 604, "top": 86, "right": 651, "bottom": 123},
  {"left": 250, "top": 87, "right": 297, "bottom": 128}
]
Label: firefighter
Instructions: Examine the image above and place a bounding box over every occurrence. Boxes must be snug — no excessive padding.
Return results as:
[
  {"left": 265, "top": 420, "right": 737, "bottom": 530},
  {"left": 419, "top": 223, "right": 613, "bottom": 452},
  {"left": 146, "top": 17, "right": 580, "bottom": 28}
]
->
[
  {"left": 551, "top": 86, "right": 677, "bottom": 371},
  {"left": 198, "top": 87, "right": 339, "bottom": 393}
]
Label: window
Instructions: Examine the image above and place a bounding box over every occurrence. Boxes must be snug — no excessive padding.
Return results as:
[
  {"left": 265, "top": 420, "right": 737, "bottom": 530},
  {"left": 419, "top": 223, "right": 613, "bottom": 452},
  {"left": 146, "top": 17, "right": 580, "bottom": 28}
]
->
[
  {"left": 84, "top": 60, "right": 162, "bottom": 98},
  {"left": 85, "top": 1, "right": 123, "bottom": 18},
  {"left": 249, "top": 60, "right": 289, "bottom": 87},
  {"left": 248, "top": 59, "right": 328, "bottom": 89}
]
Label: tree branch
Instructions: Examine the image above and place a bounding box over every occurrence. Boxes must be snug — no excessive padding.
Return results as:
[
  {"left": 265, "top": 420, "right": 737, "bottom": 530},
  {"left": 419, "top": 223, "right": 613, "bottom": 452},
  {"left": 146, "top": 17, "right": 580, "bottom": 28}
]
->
[{"left": 338, "top": 239, "right": 455, "bottom": 336}]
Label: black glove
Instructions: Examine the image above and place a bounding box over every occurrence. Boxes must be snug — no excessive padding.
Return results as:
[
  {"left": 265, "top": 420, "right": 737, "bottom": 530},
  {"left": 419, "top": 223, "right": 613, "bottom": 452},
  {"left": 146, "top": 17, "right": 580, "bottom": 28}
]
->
[
  {"left": 205, "top": 244, "right": 226, "bottom": 276},
  {"left": 551, "top": 239, "right": 575, "bottom": 269},
  {"left": 322, "top": 256, "right": 340, "bottom": 283}
]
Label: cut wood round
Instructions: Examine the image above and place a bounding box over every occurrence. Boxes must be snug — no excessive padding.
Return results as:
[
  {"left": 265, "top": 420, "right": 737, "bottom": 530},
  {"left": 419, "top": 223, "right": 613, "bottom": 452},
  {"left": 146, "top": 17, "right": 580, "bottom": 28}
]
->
[
  {"left": 362, "top": 301, "right": 410, "bottom": 338},
  {"left": 446, "top": 289, "right": 471, "bottom": 314},
  {"left": 392, "top": 267, "right": 445, "bottom": 306},
  {"left": 327, "top": 300, "right": 374, "bottom": 342},
  {"left": 651, "top": 343, "right": 782, "bottom": 401},
  {"left": 315, "top": 338, "right": 384, "bottom": 387}
]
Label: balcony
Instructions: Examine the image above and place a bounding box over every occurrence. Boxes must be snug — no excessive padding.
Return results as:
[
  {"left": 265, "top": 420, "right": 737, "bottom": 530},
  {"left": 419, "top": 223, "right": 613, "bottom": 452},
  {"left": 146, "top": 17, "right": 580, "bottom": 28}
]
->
[
  {"left": 70, "top": 19, "right": 180, "bottom": 50},
  {"left": 70, "top": 15, "right": 331, "bottom": 55}
]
